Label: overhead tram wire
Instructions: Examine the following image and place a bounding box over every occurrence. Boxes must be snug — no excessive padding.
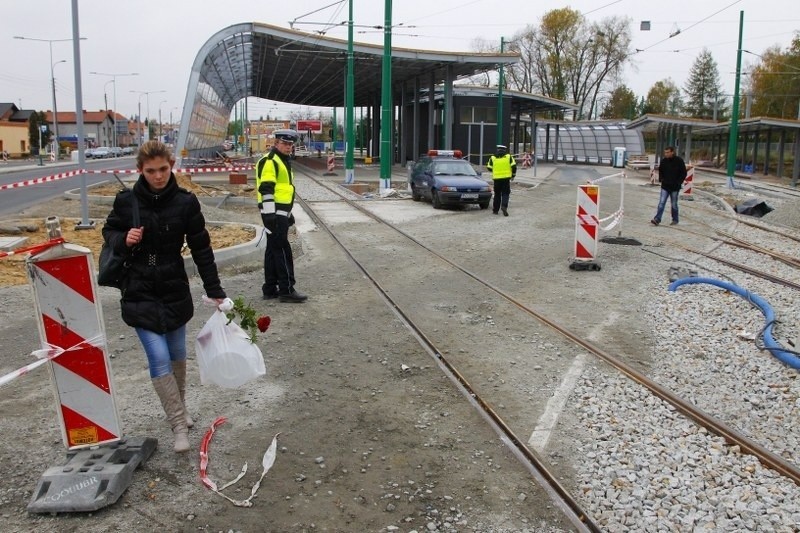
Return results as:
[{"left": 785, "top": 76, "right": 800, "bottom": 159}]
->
[{"left": 634, "top": 0, "right": 743, "bottom": 54}]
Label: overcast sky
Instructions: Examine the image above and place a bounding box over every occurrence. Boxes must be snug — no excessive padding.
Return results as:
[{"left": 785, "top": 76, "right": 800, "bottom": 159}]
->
[{"left": 1, "top": 0, "right": 797, "bottom": 123}]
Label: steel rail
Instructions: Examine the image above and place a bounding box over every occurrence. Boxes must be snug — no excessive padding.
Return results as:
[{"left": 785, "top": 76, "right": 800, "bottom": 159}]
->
[
  {"left": 293, "top": 168, "right": 800, "bottom": 489},
  {"left": 292, "top": 171, "right": 599, "bottom": 532}
]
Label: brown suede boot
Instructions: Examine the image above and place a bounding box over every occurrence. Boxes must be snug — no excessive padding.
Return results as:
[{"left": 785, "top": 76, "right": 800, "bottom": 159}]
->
[
  {"left": 171, "top": 360, "right": 194, "bottom": 428},
  {"left": 151, "top": 373, "right": 190, "bottom": 453}
]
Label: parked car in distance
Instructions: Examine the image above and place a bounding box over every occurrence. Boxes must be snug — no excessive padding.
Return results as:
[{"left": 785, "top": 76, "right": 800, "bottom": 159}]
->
[
  {"left": 91, "top": 147, "right": 111, "bottom": 159},
  {"left": 409, "top": 150, "right": 492, "bottom": 209},
  {"left": 122, "top": 146, "right": 136, "bottom": 155},
  {"left": 84, "top": 148, "right": 96, "bottom": 159},
  {"left": 108, "top": 147, "right": 123, "bottom": 158}
]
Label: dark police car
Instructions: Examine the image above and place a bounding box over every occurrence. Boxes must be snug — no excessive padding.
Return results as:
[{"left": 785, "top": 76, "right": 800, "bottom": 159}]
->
[{"left": 409, "top": 150, "right": 492, "bottom": 209}]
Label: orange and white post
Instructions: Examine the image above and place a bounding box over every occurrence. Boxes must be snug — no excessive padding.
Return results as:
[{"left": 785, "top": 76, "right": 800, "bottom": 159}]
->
[
  {"left": 571, "top": 184, "right": 601, "bottom": 270},
  {"left": 682, "top": 164, "right": 694, "bottom": 200},
  {"left": 26, "top": 221, "right": 122, "bottom": 450}
]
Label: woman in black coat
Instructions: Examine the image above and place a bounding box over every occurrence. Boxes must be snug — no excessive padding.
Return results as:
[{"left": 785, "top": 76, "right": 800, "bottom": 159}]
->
[{"left": 102, "top": 141, "right": 226, "bottom": 452}]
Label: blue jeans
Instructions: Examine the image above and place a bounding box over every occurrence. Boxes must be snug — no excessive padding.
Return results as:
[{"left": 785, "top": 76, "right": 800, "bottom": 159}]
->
[
  {"left": 135, "top": 325, "right": 187, "bottom": 378},
  {"left": 654, "top": 189, "right": 680, "bottom": 223}
]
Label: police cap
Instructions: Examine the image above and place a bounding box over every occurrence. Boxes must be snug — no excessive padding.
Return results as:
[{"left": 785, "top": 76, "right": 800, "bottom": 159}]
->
[
  {"left": 496, "top": 144, "right": 507, "bottom": 151},
  {"left": 274, "top": 129, "right": 298, "bottom": 144}
]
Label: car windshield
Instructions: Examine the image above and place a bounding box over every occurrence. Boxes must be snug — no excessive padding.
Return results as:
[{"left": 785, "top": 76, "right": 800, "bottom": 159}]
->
[{"left": 432, "top": 160, "right": 476, "bottom": 176}]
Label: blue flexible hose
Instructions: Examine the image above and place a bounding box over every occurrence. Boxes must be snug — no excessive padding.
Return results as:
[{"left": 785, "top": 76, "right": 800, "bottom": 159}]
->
[{"left": 669, "top": 277, "right": 800, "bottom": 370}]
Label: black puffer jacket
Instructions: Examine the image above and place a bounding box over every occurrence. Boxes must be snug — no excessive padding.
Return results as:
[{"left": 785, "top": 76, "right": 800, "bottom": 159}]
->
[
  {"left": 659, "top": 155, "right": 687, "bottom": 192},
  {"left": 102, "top": 173, "right": 226, "bottom": 333}
]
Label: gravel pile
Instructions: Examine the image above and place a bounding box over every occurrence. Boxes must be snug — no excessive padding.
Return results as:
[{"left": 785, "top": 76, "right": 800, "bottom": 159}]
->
[{"left": 570, "top": 184, "right": 800, "bottom": 532}]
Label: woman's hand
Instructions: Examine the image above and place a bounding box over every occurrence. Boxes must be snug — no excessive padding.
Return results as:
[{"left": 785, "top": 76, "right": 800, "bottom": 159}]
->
[{"left": 126, "top": 227, "right": 143, "bottom": 247}]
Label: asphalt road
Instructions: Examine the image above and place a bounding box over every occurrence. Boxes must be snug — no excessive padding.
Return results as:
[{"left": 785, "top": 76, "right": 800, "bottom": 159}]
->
[{"left": 0, "top": 157, "right": 136, "bottom": 217}]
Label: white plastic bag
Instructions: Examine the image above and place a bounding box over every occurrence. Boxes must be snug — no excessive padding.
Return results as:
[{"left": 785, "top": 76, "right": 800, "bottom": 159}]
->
[{"left": 195, "top": 310, "right": 266, "bottom": 388}]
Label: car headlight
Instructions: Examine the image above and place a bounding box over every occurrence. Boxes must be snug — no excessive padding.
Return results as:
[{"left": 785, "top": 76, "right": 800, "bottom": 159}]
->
[
  {"left": 480, "top": 186, "right": 490, "bottom": 192},
  {"left": 440, "top": 186, "right": 458, "bottom": 192}
]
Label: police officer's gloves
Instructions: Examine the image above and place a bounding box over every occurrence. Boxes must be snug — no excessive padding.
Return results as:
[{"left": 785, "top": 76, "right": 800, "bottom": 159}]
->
[
  {"left": 258, "top": 182, "right": 272, "bottom": 195},
  {"left": 263, "top": 213, "right": 277, "bottom": 233},
  {"left": 288, "top": 213, "right": 295, "bottom": 227}
]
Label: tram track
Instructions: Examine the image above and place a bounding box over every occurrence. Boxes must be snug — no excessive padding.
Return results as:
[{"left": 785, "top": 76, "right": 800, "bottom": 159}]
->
[{"left": 290, "top": 167, "right": 800, "bottom": 529}]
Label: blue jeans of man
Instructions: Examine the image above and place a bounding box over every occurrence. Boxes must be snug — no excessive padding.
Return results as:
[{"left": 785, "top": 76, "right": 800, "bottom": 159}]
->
[
  {"left": 654, "top": 188, "right": 680, "bottom": 224},
  {"left": 135, "top": 325, "right": 187, "bottom": 378}
]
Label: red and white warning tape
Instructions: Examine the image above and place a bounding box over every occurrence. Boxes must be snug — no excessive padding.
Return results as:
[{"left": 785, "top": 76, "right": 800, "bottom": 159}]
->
[
  {"left": 0, "top": 170, "right": 85, "bottom": 191},
  {"left": 0, "top": 166, "right": 254, "bottom": 191},
  {"left": 0, "top": 334, "right": 104, "bottom": 389},
  {"left": 199, "top": 416, "right": 279, "bottom": 507}
]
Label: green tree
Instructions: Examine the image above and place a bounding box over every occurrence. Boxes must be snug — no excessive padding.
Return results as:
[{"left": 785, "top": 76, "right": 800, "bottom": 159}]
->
[
  {"left": 643, "top": 79, "right": 682, "bottom": 115},
  {"left": 505, "top": 7, "right": 633, "bottom": 119},
  {"left": 28, "top": 111, "right": 52, "bottom": 155},
  {"left": 682, "top": 49, "right": 727, "bottom": 119},
  {"left": 601, "top": 86, "right": 637, "bottom": 119},
  {"left": 746, "top": 36, "right": 800, "bottom": 119}
]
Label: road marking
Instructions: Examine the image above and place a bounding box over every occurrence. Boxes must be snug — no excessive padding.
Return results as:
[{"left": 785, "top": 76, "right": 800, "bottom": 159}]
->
[
  {"left": 528, "top": 312, "right": 619, "bottom": 452},
  {"left": 528, "top": 353, "right": 586, "bottom": 453}
]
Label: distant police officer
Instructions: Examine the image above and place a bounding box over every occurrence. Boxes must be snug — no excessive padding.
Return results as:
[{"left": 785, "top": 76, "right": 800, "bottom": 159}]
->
[
  {"left": 487, "top": 145, "right": 516, "bottom": 216},
  {"left": 256, "top": 129, "right": 307, "bottom": 302}
]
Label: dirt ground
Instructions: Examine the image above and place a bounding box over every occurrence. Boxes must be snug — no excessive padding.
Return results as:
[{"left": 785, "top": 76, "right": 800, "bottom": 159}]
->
[{"left": 0, "top": 170, "right": 586, "bottom": 533}]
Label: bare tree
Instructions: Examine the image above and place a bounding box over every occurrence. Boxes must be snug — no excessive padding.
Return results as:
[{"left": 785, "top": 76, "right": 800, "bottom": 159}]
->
[{"left": 505, "top": 8, "right": 632, "bottom": 119}]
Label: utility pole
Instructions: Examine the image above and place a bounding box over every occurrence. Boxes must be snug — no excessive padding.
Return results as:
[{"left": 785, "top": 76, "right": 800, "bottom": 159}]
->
[
  {"left": 725, "top": 10, "right": 745, "bottom": 189},
  {"left": 344, "top": 0, "right": 355, "bottom": 184},
  {"left": 379, "top": 0, "right": 393, "bottom": 191},
  {"left": 497, "top": 36, "right": 505, "bottom": 146}
]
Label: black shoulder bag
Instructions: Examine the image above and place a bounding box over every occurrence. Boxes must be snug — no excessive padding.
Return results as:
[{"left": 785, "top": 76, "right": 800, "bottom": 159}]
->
[{"left": 98, "top": 193, "right": 140, "bottom": 288}]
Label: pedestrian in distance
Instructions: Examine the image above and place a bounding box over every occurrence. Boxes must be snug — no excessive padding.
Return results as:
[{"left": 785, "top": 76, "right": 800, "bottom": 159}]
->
[
  {"left": 256, "top": 129, "right": 307, "bottom": 303},
  {"left": 487, "top": 144, "right": 516, "bottom": 216},
  {"left": 102, "top": 140, "right": 227, "bottom": 453},
  {"left": 650, "top": 146, "right": 687, "bottom": 226}
]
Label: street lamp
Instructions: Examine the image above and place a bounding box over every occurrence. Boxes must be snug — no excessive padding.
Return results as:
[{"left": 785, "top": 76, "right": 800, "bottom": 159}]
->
[
  {"left": 51, "top": 59, "right": 67, "bottom": 158},
  {"left": 13, "top": 35, "right": 85, "bottom": 160},
  {"left": 158, "top": 99, "right": 168, "bottom": 141},
  {"left": 91, "top": 71, "right": 138, "bottom": 149},
  {"left": 130, "top": 90, "right": 165, "bottom": 146}
]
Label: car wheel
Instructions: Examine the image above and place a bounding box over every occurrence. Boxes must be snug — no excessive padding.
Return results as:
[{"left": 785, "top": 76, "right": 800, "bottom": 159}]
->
[
  {"left": 411, "top": 185, "right": 421, "bottom": 201},
  {"left": 479, "top": 201, "right": 489, "bottom": 210},
  {"left": 432, "top": 190, "right": 442, "bottom": 209}
]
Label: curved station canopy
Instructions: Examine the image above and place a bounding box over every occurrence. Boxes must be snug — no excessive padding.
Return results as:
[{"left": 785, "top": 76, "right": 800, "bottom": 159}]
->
[{"left": 176, "top": 22, "right": 521, "bottom": 160}]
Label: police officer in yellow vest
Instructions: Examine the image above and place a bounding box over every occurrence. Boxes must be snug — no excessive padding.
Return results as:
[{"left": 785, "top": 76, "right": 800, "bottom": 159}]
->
[
  {"left": 487, "top": 145, "right": 516, "bottom": 216},
  {"left": 256, "top": 129, "right": 307, "bottom": 303}
]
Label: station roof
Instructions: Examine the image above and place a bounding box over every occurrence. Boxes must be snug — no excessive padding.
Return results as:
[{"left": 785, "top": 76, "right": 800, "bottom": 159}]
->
[
  {"left": 690, "top": 116, "right": 800, "bottom": 135},
  {"left": 626, "top": 114, "right": 719, "bottom": 132},
  {"left": 199, "top": 22, "right": 521, "bottom": 109},
  {"left": 449, "top": 85, "right": 577, "bottom": 114}
]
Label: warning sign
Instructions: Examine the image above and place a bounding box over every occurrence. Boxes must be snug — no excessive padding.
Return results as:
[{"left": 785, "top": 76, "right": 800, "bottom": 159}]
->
[{"left": 69, "top": 426, "right": 99, "bottom": 446}]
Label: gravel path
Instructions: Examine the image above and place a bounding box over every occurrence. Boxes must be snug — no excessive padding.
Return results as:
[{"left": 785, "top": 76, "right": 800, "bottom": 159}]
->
[{"left": 569, "top": 181, "right": 800, "bottom": 532}]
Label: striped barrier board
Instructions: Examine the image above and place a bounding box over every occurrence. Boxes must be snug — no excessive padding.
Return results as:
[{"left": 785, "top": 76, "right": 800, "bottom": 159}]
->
[
  {"left": 570, "top": 184, "right": 601, "bottom": 271},
  {"left": 27, "top": 242, "right": 122, "bottom": 450}
]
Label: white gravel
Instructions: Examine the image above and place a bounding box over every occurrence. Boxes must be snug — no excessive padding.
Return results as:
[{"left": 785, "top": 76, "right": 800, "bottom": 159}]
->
[{"left": 570, "top": 183, "right": 800, "bottom": 532}]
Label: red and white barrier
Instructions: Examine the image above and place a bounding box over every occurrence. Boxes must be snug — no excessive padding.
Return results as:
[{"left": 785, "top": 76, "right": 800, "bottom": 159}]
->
[
  {"left": 27, "top": 241, "right": 122, "bottom": 449},
  {"left": 327, "top": 154, "right": 335, "bottom": 172},
  {"left": 573, "top": 184, "right": 600, "bottom": 266},
  {"left": 682, "top": 165, "right": 694, "bottom": 198}
]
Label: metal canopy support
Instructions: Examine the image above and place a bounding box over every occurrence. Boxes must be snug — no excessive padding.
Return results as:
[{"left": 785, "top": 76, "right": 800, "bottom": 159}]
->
[
  {"left": 427, "top": 72, "right": 435, "bottom": 150},
  {"left": 444, "top": 65, "right": 453, "bottom": 149},
  {"left": 412, "top": 77, "right": 420, "bottom": 159}
]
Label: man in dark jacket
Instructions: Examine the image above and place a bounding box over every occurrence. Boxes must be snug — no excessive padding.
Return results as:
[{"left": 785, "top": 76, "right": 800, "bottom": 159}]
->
[{"left": 651, "top": 146, "right": 687, "bottom": 226}]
